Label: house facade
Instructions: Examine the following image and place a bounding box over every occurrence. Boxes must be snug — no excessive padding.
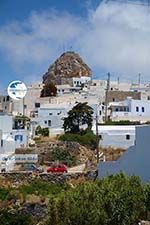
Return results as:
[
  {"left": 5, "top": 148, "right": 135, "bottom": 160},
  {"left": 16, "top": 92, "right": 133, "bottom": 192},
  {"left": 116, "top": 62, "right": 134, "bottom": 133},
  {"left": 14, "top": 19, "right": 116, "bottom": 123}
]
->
[
  {"left": 110, "top": 97, "right": 150, "bottom": 122},
  {"left": 92, "top": 125, "right": 135, "bottom": 149},
  {"left": 98, "top": 125, "right": 150, "bottom": 182}
]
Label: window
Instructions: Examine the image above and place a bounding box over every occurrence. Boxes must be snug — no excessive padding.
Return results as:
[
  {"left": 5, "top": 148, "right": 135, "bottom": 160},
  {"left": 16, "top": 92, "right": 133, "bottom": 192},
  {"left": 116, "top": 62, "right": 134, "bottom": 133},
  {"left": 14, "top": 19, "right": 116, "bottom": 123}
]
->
[
  {"left": 142, "top": 107, "right": 145, "bottom": 113},
  {"left": 148, "top": 96, "right": 150, "bottom": 100},
  {"left": 126, "top": 134, "right": 130, "bottom": 140},
  {"left": 113, "top": 98, "right": 115, "bottom": 102},
  {"left": 99, "top": 135, "right": 102, "bottom": 140},
  {"left": 6, "top": 96, "right": 10, "bottom": 101},
  {"left": 49, "top": 113, "right": 53, "bottom": 115},
  {"left": 24, "top": 105, "right": 27, "bottom": 109},
  {"left": 35, "top": 103, "right": 40, "bottom": 108},
  {"left": 99, "top": 110, "right": 101, "bottom": 116},
  {"left": 136, "top": 106, "right": 139, "bottom": 112},
  {"left": 48, "top": 120, "right": 51, "bottom": 126},
  {"left": 44, "top": 120, "right": 47, "bottom": 124},
  {"left": 115, "top": 108, "right": 119, "bottom": 112},
  {"left": 15, "top": 135, "right": 23, "bottom": 142}
]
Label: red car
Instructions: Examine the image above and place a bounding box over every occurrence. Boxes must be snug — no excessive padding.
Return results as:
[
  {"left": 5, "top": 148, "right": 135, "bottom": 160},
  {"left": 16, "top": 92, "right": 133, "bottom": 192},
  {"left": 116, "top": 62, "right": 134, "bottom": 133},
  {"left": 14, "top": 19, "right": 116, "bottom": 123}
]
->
[{"left": 47, "top": 164, "right": 68, "bottom": 173}]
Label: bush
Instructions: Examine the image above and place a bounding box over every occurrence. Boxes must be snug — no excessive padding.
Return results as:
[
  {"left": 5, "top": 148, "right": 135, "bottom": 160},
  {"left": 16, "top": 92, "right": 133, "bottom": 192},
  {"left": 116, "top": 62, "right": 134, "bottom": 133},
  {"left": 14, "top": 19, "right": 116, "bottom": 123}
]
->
[
  {"left": 0, "top": 188, "right": 10, "bottom": 201},
  {"left": 46, "top": 173, "right": 146, "bottom": 225},
  {"left": 0, "top": 210, "right": 33, "bottom": 225},
  {"left": 101, "top": 120, "right": 141, "bottom": 126},
  {"left": 19, "top": 180, "right": 69, "bottom": 198},
  {"left": 41, "top": 128, "right": 49, "bottom": 137},
  {"left": 35, "top": 126, "right": 49, "bottom": 137},
  {"left": 50, "top": 148, "right": 77, "bottom": 167},
  {"left": 59, "top": 131, "right": 97, "bottom": 150}
]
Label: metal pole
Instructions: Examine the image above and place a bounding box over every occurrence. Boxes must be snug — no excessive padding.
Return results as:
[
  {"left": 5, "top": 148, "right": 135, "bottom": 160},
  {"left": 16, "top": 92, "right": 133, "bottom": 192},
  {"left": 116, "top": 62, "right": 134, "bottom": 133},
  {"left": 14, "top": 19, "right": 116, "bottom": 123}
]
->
[
  {"left": 96, "top": 113, "right": 99, "bottom": 163},
  {"left": 22, "top": 97, "right": 25, "bottom": 116},
  {"left": 104, "top": 73, "right": 110, "bottom": 123},
  {"left": 138, "top": 73, "right": 141, "bottom": 88}
]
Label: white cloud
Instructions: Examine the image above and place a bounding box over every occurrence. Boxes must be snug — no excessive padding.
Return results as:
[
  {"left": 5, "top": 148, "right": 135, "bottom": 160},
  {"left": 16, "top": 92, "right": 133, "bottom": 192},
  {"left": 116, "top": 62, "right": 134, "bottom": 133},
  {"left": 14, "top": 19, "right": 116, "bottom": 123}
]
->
[{"left": 0, "top": 1, "right": 150, "bottom": 83}]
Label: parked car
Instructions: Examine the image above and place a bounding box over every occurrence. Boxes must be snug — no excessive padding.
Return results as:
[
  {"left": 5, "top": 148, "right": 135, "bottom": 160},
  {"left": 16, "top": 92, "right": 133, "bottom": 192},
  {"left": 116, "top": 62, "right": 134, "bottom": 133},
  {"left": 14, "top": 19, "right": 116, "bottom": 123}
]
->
[
  {"left": 23, "top": 164, "right": 44, "bottom": 173},
  {"left": 47, "top": 164, "right": 68, "bottom": 173}
]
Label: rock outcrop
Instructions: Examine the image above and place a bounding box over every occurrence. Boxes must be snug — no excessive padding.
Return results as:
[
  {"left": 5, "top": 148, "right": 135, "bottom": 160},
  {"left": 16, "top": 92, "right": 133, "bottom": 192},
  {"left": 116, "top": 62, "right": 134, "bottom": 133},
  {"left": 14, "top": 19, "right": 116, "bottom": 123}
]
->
[{"left": 43, "top": 51, "right": 92, "bottom": 85}]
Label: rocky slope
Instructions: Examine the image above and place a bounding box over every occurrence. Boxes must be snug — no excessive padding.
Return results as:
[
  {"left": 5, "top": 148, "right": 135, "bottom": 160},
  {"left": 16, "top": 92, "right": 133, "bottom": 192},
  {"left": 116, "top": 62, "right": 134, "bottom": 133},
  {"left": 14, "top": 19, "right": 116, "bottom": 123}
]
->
[{"left": 42, "top": 51, "right": 92, "bottom": 85}]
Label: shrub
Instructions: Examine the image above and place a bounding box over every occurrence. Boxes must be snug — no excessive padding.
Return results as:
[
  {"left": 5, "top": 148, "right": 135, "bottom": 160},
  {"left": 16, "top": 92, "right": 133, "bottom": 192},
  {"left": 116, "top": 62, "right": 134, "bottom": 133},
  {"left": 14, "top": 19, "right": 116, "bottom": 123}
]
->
[
  {"left": 50, "top": 148, "right": 77, "bottom": 167},
  {"left": 0, "top": 210, "right": 33, "bottom": 225},
  {"left": 35, "top": 126, "right": 49, "bottom": 137},
  {"left": 19, "top": 180, "right": 69, "bottom": 198},
  {"left": 0, "top": 188, "right": 10, "bottom": 201},
  {"left": 41, "top": 128, "right": 49, "bottom": 137},
  {"left": 102, "top": 120, "right": 141, "bottom": 126},
  {"left": 46, "top": 173, "right": 146, "bottom": 225},
  {"left": 59, "top": 130, "right": 97, "bottom": 150}
]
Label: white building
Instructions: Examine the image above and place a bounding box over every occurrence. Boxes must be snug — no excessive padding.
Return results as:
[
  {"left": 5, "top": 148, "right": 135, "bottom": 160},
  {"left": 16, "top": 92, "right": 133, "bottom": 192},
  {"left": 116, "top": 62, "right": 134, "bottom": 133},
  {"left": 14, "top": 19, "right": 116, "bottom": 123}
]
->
[
  {"left": 110, "top": 97, "right": 150, "bottom": 122},
  {"left": 56, "top": 84, "right": 81, "bottom": 95},
  {"left": 32, "top": 103, "right": 72, "bottom": 135},
  {"left": 98, "top": 125, "right": 150, "bottom": 182},
  {"left": 12, "top": 82, "right": 43, "bottom": 117},
  {"left": 92, "top": 125, "right": 135, "bottom": 149},
  {"left": 72, "top": 76, "right": 91, "bottom": 87},
  {"left": 0, "top": 113, "right": 16, "bottom": 171}
]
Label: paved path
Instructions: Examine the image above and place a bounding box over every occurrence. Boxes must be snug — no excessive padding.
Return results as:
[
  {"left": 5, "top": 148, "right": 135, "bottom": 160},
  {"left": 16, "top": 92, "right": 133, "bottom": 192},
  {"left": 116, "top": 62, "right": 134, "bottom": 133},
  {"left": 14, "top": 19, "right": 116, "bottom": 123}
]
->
[{"left": 68, "top": 164, "right": 85, "bottom": 173}]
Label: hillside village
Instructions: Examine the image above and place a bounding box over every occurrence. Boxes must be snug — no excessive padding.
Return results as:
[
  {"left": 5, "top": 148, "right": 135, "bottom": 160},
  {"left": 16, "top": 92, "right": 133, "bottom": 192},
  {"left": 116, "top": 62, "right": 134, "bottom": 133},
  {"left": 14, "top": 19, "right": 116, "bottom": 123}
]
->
[
  {"left": 0, "top": 51, "right": 150, "bottom": 175},
  {"left": 1, "top": 51, "right": 150, "bottom": 224}
]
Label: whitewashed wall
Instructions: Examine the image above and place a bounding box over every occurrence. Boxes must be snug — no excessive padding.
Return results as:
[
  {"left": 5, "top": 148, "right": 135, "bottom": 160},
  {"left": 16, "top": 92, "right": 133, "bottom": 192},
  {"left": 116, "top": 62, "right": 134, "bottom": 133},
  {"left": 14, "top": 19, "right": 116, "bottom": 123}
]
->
[{"left": 98, "top": 125, "right": 150, "bottom": 182}]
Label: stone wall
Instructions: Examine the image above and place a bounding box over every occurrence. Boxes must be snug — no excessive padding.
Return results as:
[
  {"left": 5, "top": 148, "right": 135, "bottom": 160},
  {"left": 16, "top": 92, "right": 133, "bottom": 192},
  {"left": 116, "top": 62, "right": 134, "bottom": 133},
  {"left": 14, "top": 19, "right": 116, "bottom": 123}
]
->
[{"left": 0, "top": 171, "right": 95, "bottom": 186}]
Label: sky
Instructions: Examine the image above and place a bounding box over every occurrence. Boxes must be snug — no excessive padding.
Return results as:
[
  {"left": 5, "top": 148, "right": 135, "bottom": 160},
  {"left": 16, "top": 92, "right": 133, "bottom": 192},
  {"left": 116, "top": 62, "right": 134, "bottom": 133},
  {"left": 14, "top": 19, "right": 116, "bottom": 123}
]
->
[{"left": 0, "top": 0, "right": 150, "bottom": 89}]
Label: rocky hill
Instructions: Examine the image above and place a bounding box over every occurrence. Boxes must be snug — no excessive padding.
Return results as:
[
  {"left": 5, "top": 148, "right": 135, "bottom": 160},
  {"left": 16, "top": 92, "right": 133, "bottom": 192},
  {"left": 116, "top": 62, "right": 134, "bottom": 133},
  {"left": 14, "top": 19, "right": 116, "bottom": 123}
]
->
[{"left": 42, "top": 51, "right": 92, "bottom": 85}]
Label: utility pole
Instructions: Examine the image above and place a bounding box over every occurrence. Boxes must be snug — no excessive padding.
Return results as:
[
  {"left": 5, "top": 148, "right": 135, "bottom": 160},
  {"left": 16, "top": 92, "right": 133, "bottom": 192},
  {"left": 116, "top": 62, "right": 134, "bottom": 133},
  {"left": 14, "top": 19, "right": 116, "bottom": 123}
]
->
[
  {"left": 104, "top": 73, "right": 110, "bottom": 123},
  {"left": 117, "top": 77, "right": 120, "bottom": 90},
  {"left": 95, "top": 113, "right": 99, "bottom": 163},
  {"left": 138, "top": 73, "right": 141, "bottom": 88}
]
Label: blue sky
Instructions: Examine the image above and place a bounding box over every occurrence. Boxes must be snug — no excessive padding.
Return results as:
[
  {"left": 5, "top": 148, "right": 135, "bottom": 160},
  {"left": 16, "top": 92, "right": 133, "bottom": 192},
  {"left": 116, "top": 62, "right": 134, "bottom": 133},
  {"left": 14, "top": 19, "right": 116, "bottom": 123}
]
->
[
  {"left": 0, "top": 0, "right": 150, "bottom": 89},
  {"left": 0, "top": 0, "right": 101, "bottom": 88}
]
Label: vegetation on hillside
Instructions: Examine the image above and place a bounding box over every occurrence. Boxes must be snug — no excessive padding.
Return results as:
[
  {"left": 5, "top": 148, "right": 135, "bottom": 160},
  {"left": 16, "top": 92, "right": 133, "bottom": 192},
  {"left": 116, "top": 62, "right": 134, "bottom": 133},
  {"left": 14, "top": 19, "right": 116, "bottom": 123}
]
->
[
  {"left": 1, "top": 174, "right": 150, "bottom": 225},
  {"left": 50, "top": 148, "right": 77, "bottom": 167},
  {"left": 59, "top": 130, "right": 97, "bottom": 150},
  {"left": 46, "top": 173, "right": 149, "bottom": 225}
]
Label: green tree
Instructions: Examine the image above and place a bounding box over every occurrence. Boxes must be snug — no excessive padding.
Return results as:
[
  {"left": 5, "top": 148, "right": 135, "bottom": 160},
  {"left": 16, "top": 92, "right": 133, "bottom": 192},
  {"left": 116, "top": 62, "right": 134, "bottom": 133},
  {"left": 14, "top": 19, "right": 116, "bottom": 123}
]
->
[
  {"left": 35, "top": 126, "right": 49, "bottom": 137},
  {"left": 41, "top": 82, "right": 57, "bottom": 97},
  {"left": 63, "top": 102, "right": 93, "bottom": 133}
]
